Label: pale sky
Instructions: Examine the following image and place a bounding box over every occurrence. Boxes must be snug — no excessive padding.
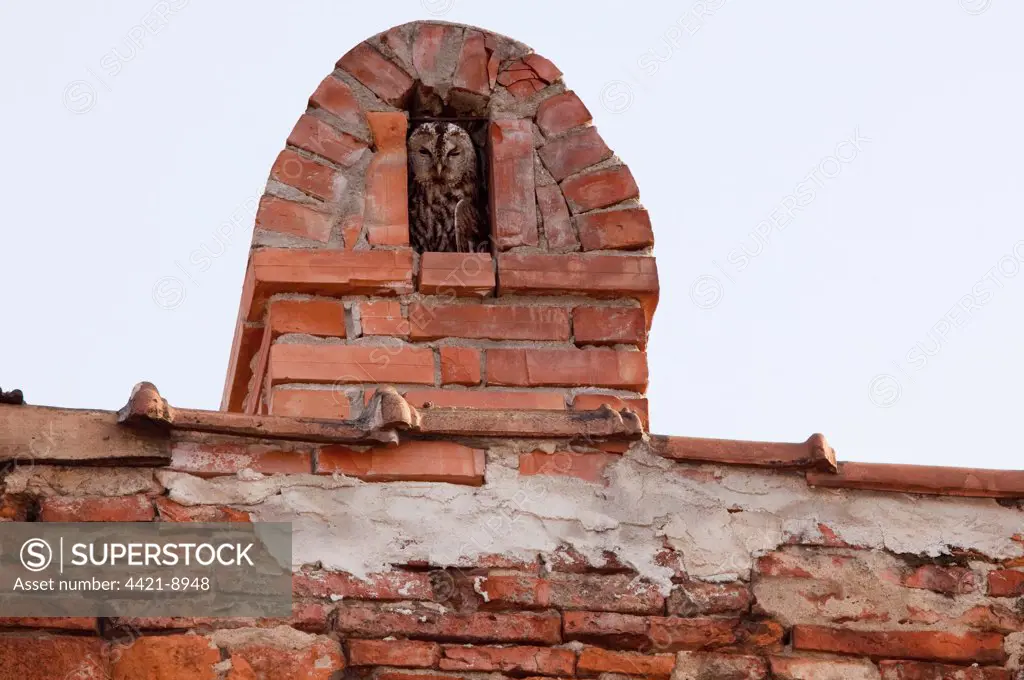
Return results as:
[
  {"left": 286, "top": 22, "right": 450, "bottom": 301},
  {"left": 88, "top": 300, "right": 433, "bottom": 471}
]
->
[{"left": 2, "top": 0, "right": 1022, "bottom": 469}]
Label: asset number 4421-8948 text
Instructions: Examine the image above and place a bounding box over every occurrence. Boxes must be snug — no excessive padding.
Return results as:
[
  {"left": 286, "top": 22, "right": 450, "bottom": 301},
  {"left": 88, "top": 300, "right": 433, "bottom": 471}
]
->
[{"left": 124, "top": 577, "right": 211, "bottom": 591}]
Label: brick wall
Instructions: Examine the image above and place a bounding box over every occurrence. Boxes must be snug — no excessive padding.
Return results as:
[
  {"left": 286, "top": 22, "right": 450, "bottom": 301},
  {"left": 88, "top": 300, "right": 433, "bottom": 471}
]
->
[{"left": 222, "top": 20, "right": 658, "bottom": 428}]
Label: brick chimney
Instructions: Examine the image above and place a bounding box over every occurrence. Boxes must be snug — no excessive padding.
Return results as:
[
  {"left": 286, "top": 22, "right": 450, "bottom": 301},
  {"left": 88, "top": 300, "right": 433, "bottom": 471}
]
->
[{"left": 221, "top": 22, "right": 658, "bottom": 427}]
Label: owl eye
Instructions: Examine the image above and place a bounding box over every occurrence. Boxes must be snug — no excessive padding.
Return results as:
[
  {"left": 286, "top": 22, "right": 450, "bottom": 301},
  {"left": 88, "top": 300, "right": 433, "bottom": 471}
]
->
[
  {"left": 419, "top": 149, "right": 432, "bottom": 156},
  {"left": 447, "top": 150, "right": 461, "bottom": 157}
]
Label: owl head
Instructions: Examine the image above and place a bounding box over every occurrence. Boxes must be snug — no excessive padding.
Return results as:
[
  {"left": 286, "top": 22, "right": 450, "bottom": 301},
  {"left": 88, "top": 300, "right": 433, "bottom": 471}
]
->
[{"left": 408, "top": 122, "right": 477, "bottom": 185}]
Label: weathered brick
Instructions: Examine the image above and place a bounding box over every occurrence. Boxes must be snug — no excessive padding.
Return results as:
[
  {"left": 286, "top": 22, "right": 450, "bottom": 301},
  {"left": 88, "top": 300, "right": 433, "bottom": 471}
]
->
[
  {"left": 578, "top": 648, "right": 674, "bottom": 678},
  {"left": 154, "top": 497, "right": 251, "bottom": 523},
  {"left": 269, "top": 343, "right": 434, "bottom": 385},
  {"left": 409, "top": 304, "right": 570, "bottom": 341},
  {"left": 294, "top": 569, "right": 433, "bottom": 601},
  {"left": 497, "top": 253, "right": 659, "bottom": 299},
  {"left": 317, "top": 441, "right": 485, "bottom": 486},
  {"left": 573, "top": 306, "right": 645, "bottom": 347},
  {"left": 903, "top": 565, "right": 976, "bottom": 595},
  {"left": 255, "top": 195, "right": 333, "bottom": 242},
  {"left": 648, "top": 618, "right": 783, "bottom": 653},
  {"left": 349, "top": 639, "right": 440, "bottom": 667},
  {"left": 576, "top": 208, "right": 654, "bottom": 251},
  {"left": 523, "top": 54, "right": 563, "bottom": 83},
  {"left": 112, "top": 635, "right": 219, "bottom": 679},
  {"left": 562, "top": 166, "right": 639, "bottom": 214},
  {"left": 440, "top": 347, "right": 482, "bottom": 385},
  {"left": 413, "top": 23, "right": 461, "bottom": 86},
  {"left": 539, "top": 127, "right": 612, "bottom": 182},
  {"left": 338, "top": 42, "right": 414, "bottom": 106},
  {"left": 487, "top": 348, "right": 648, "bottom": 390},
  {"left": 270, "top": 149, "right": 339, "bottom": 202},
  {"left": 674, "top": 652, "right": 769, "bottom": 680},
  {"left": 40, "top": 495, "right": 154, "bottom": 522},
  {"left": 519, "top": 451, "right": 617, "bottom": 484},
  {"left": 563, "top": 611, "right": 649, "bottom": 650},
  {"left": 268, "top": 298, "right": 345, "bottom": 337},
  {"left": 792, "top": 626, "right": 1006, "bottom": 665},
  {"left": 309, "top": 76, "right": 365, "bottom": 132},
  {"left": 537, "top": 184, "right": 578, "bottom": 250},
  {"left": 288, "top": 113, "right": 368, "bottom": 166},
  {"left": 878, "top": 660, "right": 1010, "bottom": 680},
  {"left": 270, "top": 386, "right": 351, "bottom": 419},
  {"left": 333, "top": 602, "right": 561, "bottom": 644},
  {"left": 770, "top": 655, "right": 880, "bottom": 680},
  {"left": 490, "top": 119, "right": 538, "bottom": 249},
  {"left": 377, "top": 673, "right": 461, "bottom": 680},
  {"left": 987, "top": 569, "right": 1024, "bottom": 597},
  {"left": 228, "top": 638, "right": 344, "bottom": 680},
  {"left": 571, "top": 394, "right": 649, "bottom": 430},
  {"left": 359, "top": 300, "right": 407, "bottom": 337},
  {"left": 170, "top": 442, "right": 312, "bottom": 477},
  {"left": 667, "top": 580, "right": 752, "bottom": 617},
  {"left": 364, "top": 112, "right": 410, "bottom": 246},
  {"left": 440, "top": 645, "right": 575, "bottom": 675},
  {"left": 402, "top": 389, "right": 566, "bottom": 411},
  {"left": 453, "top": 29, "right": 490, "bottom": 96},
  {"left": 418, "top": 252, "right": 495, "bottom": 298},
  {"left": 536, "top": 91, "right": 592, "bottom": 137},
  {"left": 0, "top": 636, "right": 108, "bottom": 680}
]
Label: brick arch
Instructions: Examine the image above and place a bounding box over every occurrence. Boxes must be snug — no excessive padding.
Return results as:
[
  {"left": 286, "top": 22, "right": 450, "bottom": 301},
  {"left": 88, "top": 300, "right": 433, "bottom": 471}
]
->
[
  {"left": 254, "top": 20, "right": 654, "bottom": 253},
  {"left": 224, "top": 22, "right": 659, "bottom": 424}
]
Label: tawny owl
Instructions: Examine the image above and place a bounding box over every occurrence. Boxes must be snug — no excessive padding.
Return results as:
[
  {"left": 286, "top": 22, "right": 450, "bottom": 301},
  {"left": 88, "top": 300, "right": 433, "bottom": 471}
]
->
[{"left": 408, "top": 122, "right": 488, "bottom": 253}]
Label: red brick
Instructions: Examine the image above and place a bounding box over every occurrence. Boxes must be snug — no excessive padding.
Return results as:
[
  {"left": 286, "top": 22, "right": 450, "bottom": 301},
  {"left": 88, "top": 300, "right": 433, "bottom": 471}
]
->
[
  {"left": 572, "top": 394, "right": 649, "bottom": 430},
  {"left": 268, "top": 298, "right": 345, "bottom": 337},
  {"left": 490, "top": 119, "right": 538, "bottom": 249},
  {"left": 244, "top": 248, "right": 414, "bottom": 322},
  {"left": 487, "top": 348, "right": 648, "bottom": 390},
  {"left": 338, "top": 42, "right": 414, "bottom": 107},
  {"left": 667, "top": 580, "right": 752, "bottom": 617},
  {"left": 440, "top": 645, "right": 574, "bottom": 675},
  {"left": 562, "top": 166, "right": 639, "bottom": 214},
  {"left": 402, "top": 389, "right": 565, "bottom": 410},
  {"left": 270, "top": 386, "right": 351, "bottom": 419},
  {"left": 377, "top": 673, "right": 461, "bottom": 680},
  {"left": 0, "top": 636, "right": 108, "bottom": 680},
  {"left": 309, "top": 76, "right": 365, "bottom": 131},
  {"left": 536, "top": 91, "right": 592, "bottom": 137},
  {"left": 317, "top": 441, "right": 485, "bottom": 485},
  {"left": 440, "top": 347, "right": 481, "bottom": 385},
  {"left": 536, "top": 184, "right": 578, "bottom": 250},
  {"left": 792, "top": 626, "right": 1006, "bottom": 665},
  {"left": 770, "top": 656, "right": 880, "bottom": 680},
  {"left": 270, "top": 149, "right": 339, "bottom": 202},
  {"left": 413, "top": 24, "right": 461, "bottom": 86},
  {"left": 349, "top": 639, "right": 440, "bottom": 667},
  {"left": 987, "top": 569, "right": 1024, "bottom": 596},
  {"left": 409, "top": 304, "right": 570, "bottom": 341},
  {"left": 228, "top": 639, "right": 344, "bottom": 680},
  {"left": 563, "top": 611, "right": 649, "bottom": 649},
  {"left": 497, "top": 61, "right": 539, "bottom": 86},
  {"left": 539, "top": 127, "right": 612, "bottom": 182},
  {"left": 40, "top": 495, "right": 153, "bottom": 522},
  {"left": 359, "top": 300, "right": 407, "bottom": 337},
  {"left": 551, "top": 573, "right": 663, "bottom": 614},
  {"left": 269, "top": 343, "right": 434, "bottom": 385},
  {"left": 475, "top": 572, "right": 545, "bottom": 608},
  {"left": 523, "top": 54, "right": 563, "bottom": 83},
  {"left": 577, "top": 648, "right": 674, "bottom": 679},
  {"left": 0, "top": 493, "right": 32, "bottom": 521},
  {"left": 255, "top": 195, "right": 333, "bottom": 242},
  {"left": 577, "top": 208, "right": 654, "bottom": 251},
  {"left": 675, "top": 653, "right": 768, "bottom": 680},
  {"left": 507, "top": 79, "right": 546, "bottom": 98},
  {"left": 364, "top": 112, "right": 410, "bottom": 246},
  {"left": 294, "top": 569, "right": 433, "bottom": 600},
  {"left": 453, "top": 29, "right": 490, "bottom": 96},
  {"left": 169, "top": 442, "right": 312, "bottom": 477},
  {"left": 648, "top": 618, "right": 783, "bottom": 653},
  {"left": 497, "top": 252, "right": 659, "bottom": 299},
  {"left": 418, "top": 252, "right": 495, "bottom": 298},
  {"left": 904, "top": 565, "right": 976, "bottom": 595},
  {"left": 112, "top": 635, "right": 220, "bottom": 679},
  {"left": 879, "top": 660, "right": 1010, "bottom": 680},
  {"left": 519, "top": 451, "right": 616, "bottom": 484},
  {"left": 288, "top": 113, "right": 368, "bottom": 166},
  {"left": 333, "top": 602, "right": 561, "bottom": 644},
  {"left": 154, "top": 497, "right": 251, "bottom": 523},
  {"left": 573, "top": 306, "right": 645, "bottom": 347}
]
